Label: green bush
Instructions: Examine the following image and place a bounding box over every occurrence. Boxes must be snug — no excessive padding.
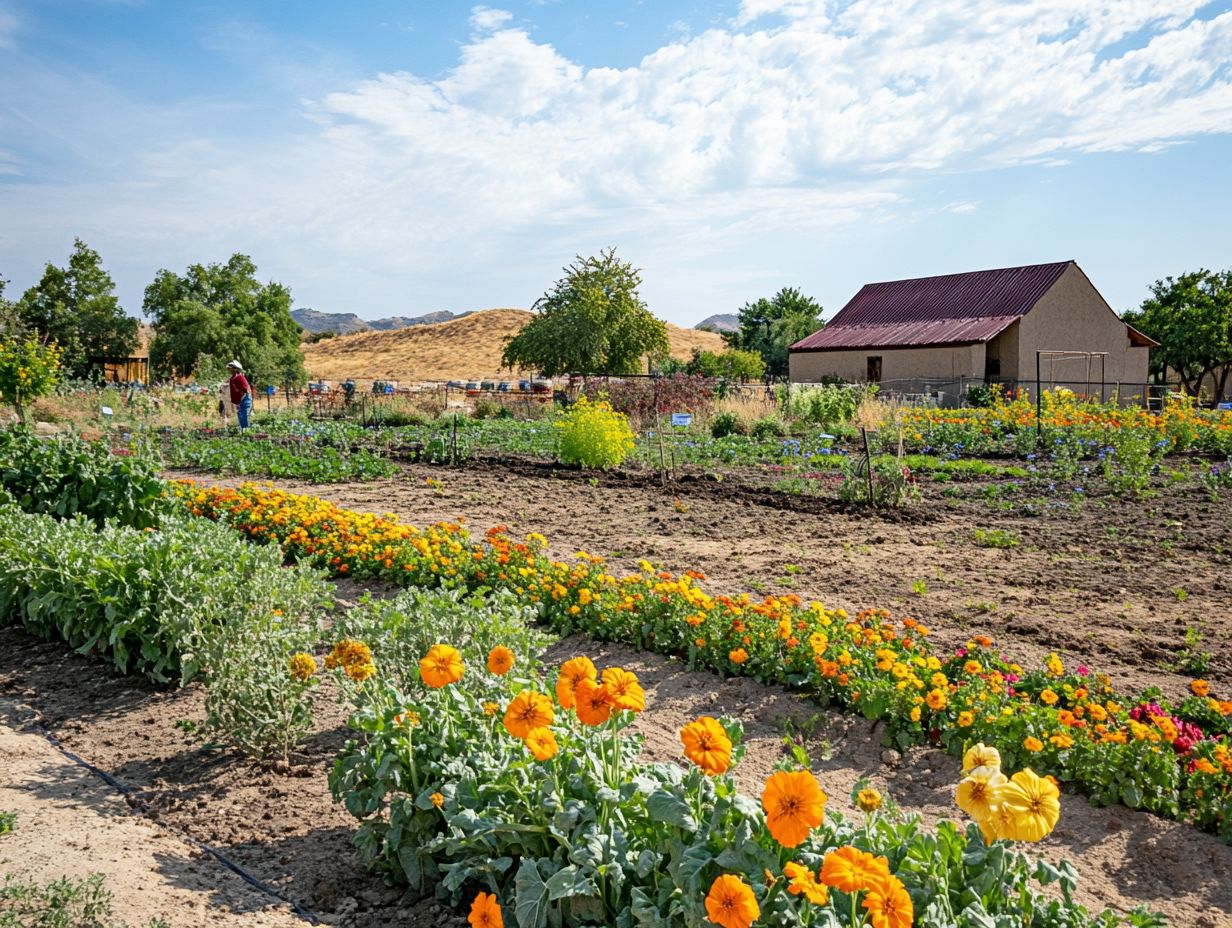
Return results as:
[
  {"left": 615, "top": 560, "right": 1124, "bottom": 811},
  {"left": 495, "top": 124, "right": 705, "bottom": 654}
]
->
[
  {"left": 0, "top": 505, "right": 329, "bottom": 685},
  {"left": 0, "top": 428, "right": 167, "bottom": 529},
  {"left": 750, "top": 415, "right": 786, "bottom": 440},
  {"left": 709, "top": 411, "right": 747, "bottom": 438},
  {"left": 555, "top": 396, "right": 635, "bottom": 469}
]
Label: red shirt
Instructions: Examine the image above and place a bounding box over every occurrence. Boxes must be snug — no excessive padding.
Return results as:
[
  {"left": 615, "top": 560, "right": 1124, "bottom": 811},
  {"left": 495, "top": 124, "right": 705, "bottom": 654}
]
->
[{"left": 228, "top": 372, "right": 251, "bottom": 404}]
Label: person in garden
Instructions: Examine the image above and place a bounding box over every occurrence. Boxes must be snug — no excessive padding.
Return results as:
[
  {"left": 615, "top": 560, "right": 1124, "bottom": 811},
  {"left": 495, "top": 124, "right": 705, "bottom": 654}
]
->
[{"left": 227, "top": 360, "right": 253, "bottom": 429}]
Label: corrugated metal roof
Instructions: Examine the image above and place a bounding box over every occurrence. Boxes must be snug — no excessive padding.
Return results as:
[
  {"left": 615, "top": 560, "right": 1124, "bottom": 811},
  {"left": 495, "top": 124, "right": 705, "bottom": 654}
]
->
[
  {"left": 791, "top": 261, "right": 1072, "bottom": 352},
  {"left": 793, "top": 316, "right": 1018, "bottom": 351}
]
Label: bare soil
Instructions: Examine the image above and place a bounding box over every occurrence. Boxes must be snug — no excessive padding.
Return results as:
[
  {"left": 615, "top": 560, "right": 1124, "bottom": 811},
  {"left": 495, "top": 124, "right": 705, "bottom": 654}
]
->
[{"left": 3, "top": 462, "right": 1230, "bottom": 925}]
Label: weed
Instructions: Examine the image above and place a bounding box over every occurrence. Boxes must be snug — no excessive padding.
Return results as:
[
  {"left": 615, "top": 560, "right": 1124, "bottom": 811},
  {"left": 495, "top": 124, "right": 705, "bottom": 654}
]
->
[
  {"left": 0, "top": 811, "right": 14, "bottom": 836},
  {"left": 972, "top": 528, "right": 1021, "bottom": 549},
  {"left": 1163, "top": 627, "right": 1212, "bottom": 676},
  {"left": 910, "top": 579, "right": 928, "bottom": 597},
  {"left": 1170, "top": 587, "right": 1188, "bottom": 603}
]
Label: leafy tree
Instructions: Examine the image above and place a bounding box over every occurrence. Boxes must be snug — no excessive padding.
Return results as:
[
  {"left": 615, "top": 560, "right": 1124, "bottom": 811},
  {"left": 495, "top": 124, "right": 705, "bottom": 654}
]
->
[
  {"left": 0, "top": 275, "right": 17, "bottom": 332},
  {"left": 725, "top": 287, "right": 824, "bottom": 379},
  {"left": 15, "top": 240, "right": 138, "bottom": 378},
  {"left": 0, "top": 335, "right": 63, "bottom": 423},
  {"left": 143, "top": 254, "right": 305, "bottom": 388},
  {"left": 685, "top": 347, "right": 766, "bottom": 381},
  {"left": 1124, "top": 269, "right": 1232, "bottom": 399},
  {"left": 502, "top": 248, "right": 669, "bottom": 377}
]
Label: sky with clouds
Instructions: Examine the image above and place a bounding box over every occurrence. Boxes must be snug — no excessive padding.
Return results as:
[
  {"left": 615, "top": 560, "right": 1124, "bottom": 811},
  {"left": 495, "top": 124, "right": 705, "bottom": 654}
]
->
[{"left": 1, "top": 0, "right": 1230, "bottom": 326}]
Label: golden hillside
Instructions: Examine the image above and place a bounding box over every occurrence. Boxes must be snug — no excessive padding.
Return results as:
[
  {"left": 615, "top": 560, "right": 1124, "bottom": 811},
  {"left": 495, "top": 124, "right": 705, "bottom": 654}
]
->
[{"left": 301, "top": 308, "right": 728, "bottom": 382}]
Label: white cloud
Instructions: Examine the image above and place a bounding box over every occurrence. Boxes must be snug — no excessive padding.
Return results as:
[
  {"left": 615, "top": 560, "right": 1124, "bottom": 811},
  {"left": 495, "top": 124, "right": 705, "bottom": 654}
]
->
[
  {"left": 1, "top": 1, "right": 1231, "bottom": 320},
  {"left": 469, "top": 6, "right": 513, "bottom": 34}
]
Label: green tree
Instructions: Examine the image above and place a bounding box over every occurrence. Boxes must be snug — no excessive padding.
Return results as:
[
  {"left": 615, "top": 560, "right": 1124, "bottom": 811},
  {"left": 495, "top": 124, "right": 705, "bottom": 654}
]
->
[
  {"left": 143, "top": 254, "right": 305, "bottom": 389},
  {"left": 685, "top": 347, "right": 766, "bottom": 381},
  {"left": 725, "top": 287, "right": 823, "bottom": 379},
  {"left": 0, "top": 335, "right": 63, "bottom": 423},
  {"left": 15, "top": 240, "right": 138, "bottom": 378},
  {"left": 1124, "top": 269, "right": 1232, "bottom": 399},
  {"left": 502, "top": 248, "right": 669, "bottom": 377}
]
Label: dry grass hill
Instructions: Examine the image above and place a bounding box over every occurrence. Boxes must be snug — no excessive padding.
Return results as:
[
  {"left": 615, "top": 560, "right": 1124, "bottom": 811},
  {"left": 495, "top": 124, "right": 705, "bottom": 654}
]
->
[{"left": 301, "top": 308, "right": 727, "bottom": 382}]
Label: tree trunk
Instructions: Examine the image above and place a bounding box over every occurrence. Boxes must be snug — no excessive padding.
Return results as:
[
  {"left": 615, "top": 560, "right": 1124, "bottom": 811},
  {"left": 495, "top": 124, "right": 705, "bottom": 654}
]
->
[
  {"left": 1215, "top": 363, "right": 1232, "bottom": 402},
  {"left": 12, "top": 391, "right": 24, "bottom": 425}
]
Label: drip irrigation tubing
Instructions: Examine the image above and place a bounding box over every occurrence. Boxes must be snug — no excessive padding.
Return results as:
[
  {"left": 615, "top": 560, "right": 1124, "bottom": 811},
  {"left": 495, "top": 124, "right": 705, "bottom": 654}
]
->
[{"left": 26, "top": 716, "right": 319, "bottom": 925}]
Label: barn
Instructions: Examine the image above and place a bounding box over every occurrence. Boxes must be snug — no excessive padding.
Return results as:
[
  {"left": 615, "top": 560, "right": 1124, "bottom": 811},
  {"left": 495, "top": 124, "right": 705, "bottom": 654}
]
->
[{"left": 789, "top": 261, "right": 1157, "bottom": 403}]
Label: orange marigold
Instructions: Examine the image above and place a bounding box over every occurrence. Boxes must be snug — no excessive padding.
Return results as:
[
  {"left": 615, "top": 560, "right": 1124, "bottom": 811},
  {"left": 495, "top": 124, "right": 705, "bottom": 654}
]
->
[
  {"left": 783, "top": 861, "right": 828, "bottom": 905},
  {"left": 862, "top": 874, "right": 914, "bottom": 928},
  {"left": 574, "top": 678, "right": 613, "bottom": 726},
  {"left": 468, "top": 891, "right": 503, "bottom": 928},
  {"left": 419, "top": 644, "right": 464, "bottom": 688},
  {"left": 503, "top": 691, "right": 555, "bottom": 739},
  {"left": 555, "top": 656, "right": 597, "bottom": 710},
  {"left": 820, "top": 846, "right": 889, "bottom": 894},
  {"left": 524, "top": 726, "right": 559, "bottom": 761},
  {"left": 704, "top": 874, "right": 759, "bottom": 928},
  {"left": 761, "top": 770, "right": 827, "bottom": 848},
  {"left": 680, "top": 716, "right": 732, "bottom": 776},
  {"left": 487, "top": 646, "right": 515, "bottom": 676}
]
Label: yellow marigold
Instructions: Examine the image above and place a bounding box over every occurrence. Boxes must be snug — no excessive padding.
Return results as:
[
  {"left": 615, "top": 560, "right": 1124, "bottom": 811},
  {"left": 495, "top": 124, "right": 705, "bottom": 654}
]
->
[
  {"left": 957, "top": 711, "right": 975, "bottom": 728},
  {"left": 555, "top": 656, "right": 597, "bottom": 710},
  {"left": 956, "top": 766, "right": 1007, "bottom": 822},
  {"left": 762, "top": 770, "right": 827, "bottom": 848},
  {"left": 288, "top": 652, "right": 316, "bottom": 682},
  {"left": 680, "top": 716, "right": 732, "bottom": 776},
  {"left": 1023, "top": 736, "right": 1044, "bottom": 753},
  {"left": 1046, "top": 654, "right": 1064, "bottom": 677},
  {"left": 503, "top": 691, "right": 555, "bottom": 739},
  {"left": 998, "top": 768, "right": 1061, "bottom": 842},
  {"left": 1049, "top": 733, "right": 1074, "bottom": 750},
  {"left": 704, "top": 875, "right": 759, "bottom": 928},
  {"left": 1039, "top": 689, "right": 1059, "bottom": 706},
  {"left": 524, "top": 726, "right": 559, "bottom": 761},
  {"left": 1191, "top": 679, "right": 1210, "bottom": 698},
  {"left": 347, "top": 660, "right": 376, "bottom": 682},
  {"left": 419, "top": 644, "right": 464, "bottom": 688},
  {"left": 926, "top": 689, "right": 948, "bottom": 711},
  {"left": 431, "top": 792, "right": 444, "bottom": 809},
  {"left": 482, "top": 701, "right": 500, "bottom": 717},
  {"left": 487, "top": 646, "right": 515, "bottom": 676},
  {"left": 783, "top": 861, "right": 828, "bottom": 905},
  {"left": 856, "top": 788, "right": 882, "bottom": 813}
]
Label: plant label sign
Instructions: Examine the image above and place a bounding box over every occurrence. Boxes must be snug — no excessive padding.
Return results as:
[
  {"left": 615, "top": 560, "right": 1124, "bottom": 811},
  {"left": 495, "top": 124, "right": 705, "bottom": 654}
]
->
[
  {"left": 671, "top": 413, "right": 692, "bottom": 427},
  {"left": 100, "top": 406, "right": 114, "bottom": 417}
]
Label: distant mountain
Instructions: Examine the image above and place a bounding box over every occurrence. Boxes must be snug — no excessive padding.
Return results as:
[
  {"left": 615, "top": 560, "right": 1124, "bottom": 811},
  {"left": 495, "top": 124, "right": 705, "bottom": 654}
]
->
[
  {"left": 293, "top": 308, "right": 471, "bottom": 334},
  {"left": 694, "top": 313, "right": 739, "bottom": 334}
]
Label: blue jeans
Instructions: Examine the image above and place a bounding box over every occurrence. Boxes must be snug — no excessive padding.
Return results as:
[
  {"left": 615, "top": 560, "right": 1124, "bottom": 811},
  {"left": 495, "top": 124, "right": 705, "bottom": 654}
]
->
[{"left": 236, "top": 394, "right": 252, "bottom": 429}]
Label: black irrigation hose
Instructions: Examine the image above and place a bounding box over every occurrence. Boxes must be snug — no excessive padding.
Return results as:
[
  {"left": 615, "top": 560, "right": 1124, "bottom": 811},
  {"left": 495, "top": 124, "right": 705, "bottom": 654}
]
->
[{"left": 29, "top": 718, "right": 319, "bottom": 925}]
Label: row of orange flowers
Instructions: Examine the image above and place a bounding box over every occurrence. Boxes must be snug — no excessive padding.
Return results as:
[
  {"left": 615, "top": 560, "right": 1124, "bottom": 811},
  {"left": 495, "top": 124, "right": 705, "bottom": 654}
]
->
[{"left": 173, "top": 480, "right": 1232, "bottom": 842}]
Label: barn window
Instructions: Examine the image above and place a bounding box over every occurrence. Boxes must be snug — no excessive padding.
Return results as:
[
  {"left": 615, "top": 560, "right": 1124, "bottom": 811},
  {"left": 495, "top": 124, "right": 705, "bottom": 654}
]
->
[{"left": 866, "top": 356, "right": 882, "bottom": 383}]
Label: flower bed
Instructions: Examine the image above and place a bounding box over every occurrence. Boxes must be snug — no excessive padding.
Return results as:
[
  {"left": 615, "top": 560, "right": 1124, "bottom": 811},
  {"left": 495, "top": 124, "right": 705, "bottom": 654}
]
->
[{"left": 174, "top": 481, "right": 1232, "bottom": 841}]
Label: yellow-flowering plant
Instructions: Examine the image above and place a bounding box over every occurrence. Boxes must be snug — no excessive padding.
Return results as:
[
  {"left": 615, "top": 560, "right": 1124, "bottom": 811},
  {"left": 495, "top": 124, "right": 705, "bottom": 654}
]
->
[{"left": 554, "top": 395, "right": 635, "bottom": 470}]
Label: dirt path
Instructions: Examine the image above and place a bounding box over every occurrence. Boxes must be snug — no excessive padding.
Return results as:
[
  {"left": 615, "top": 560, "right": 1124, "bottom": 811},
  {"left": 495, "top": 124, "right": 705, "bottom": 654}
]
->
[{"left": 0, "top": 699, "right": 305, "bottom": 928}]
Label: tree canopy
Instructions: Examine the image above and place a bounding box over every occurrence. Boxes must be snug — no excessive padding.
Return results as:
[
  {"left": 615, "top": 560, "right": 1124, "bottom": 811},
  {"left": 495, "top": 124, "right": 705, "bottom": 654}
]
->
[
  {"left": 724, "top": 287, "right": 824, "bottom": 379},
  {"left": 665, "top": 347, "right": 766, "bottom": 381},
  {"left": 502, "top": 249, "right": 669, "bottom": 377},
  {"left": 15, "top": 239, "right": 138, "bottom": 379},
  {"left": 1123, "top": 269, "right": 1232, "bottom": 399},
  {"left": 143, "top": 254, "right": 305, "bottom": 388}
]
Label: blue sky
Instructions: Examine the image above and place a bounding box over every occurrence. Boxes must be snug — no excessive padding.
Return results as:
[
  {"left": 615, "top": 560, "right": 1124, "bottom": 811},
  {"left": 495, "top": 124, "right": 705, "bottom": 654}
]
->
[{"left": 2, "top": 0, "right": 1231, "bottom": 327}]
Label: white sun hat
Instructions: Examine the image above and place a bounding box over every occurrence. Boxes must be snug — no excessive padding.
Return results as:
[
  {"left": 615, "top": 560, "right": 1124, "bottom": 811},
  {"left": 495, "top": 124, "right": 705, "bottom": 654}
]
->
[{"left": 227, "top": 360, "right": 243, "bottom": 370}]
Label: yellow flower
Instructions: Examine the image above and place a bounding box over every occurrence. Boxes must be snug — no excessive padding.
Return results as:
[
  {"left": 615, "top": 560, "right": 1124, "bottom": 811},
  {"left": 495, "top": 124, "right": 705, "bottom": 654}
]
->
[
  {"left": 1191, "top": 679, "right": 1210, "bottom": 698},
  {"left": 956, "top": 766, "right": 1007, "bottom": 822},
  {"left": 431, "top": 792, "right": 444, "bottom": 809},
  {"left": 1023, "top": 736, "right": 1044, "bottom": 753},
  {"left": 856, "top": 788, "right": 882, "bottom": 813},
  {"left": 524, "top": 727, "right": 559, "bottom": 761},
  {"left": 601, "top": 667, "right": 646, "bottom": 713},
  {"left": 1039, "top": 688, "right": 1059, "bottom": 706},
  {"left": 957, "top": 711, "right": 975, "bottom": 727},
  {"left": 1046, "top": 654, "right": 1064, "bottom": 677},
  {"left": 288, "top": 652, "right": 316, "bottom": 682},
  {"left": 998, "top": 768, "right": 1061, "bottom": 842},
  {"left": 926, "top": 689, "right": 947, "bottom": 711}
]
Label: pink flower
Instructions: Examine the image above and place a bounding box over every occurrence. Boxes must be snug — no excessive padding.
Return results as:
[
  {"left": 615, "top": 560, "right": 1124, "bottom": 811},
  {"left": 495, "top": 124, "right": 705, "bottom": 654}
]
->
[{"left": 1076, "top": 665, "right": 1090, "bottom": 677}]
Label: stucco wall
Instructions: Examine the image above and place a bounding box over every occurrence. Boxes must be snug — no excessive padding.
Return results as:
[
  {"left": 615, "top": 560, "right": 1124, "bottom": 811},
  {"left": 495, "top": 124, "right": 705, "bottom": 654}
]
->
[
  {"left": 789, "top": 343, "right": 986, "bottom": 384},
  {"left": 1015, "top": 264, "right": 1150, "bottom": 395}
]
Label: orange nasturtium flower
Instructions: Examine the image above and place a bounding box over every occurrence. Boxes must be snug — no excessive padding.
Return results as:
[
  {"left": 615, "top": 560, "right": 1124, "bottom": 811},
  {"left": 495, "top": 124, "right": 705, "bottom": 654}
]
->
[
  {"left": 574, "top": 678, "right": 614, "bottom": 726},
  {"left": 783, "top": 861, "right": 828, "bottom": 905},
  {"left": 680, "top": 716, "right": 733, "bottom": 775},
  {"left": 555, "top": 656, "right": 598, "bottom": 710},
  {"left": 419, "top": 644, "right": 464, "bottom": 688},
  {"left": 503, "top": 691, "right": 555, "bottom": 739},
  {"left": 862, "top": 874, "right": 914, "bottom": 928},
  {"left": 820, "top": 846, "right": 889, "bottom": 894},
  {"left": 524, "top": 726, "right": 559, "bottom": 761},
  {"left": 997, "top": 768, "right": 1061, "bottom": 842},
  {"left": 487, "top": 646, "right": 515, "bottom": 676},
  {"left": 704, "top": 874, "right": 760, "bottom": 928},
  {"left": 601, "top": 667, "right": 646, "bottom": 713},
  {"left": 468, "top": 891, "right": 503, "bottom": 928},
  {"left": 761, "top": 770, "right": 827, "bottom": 847}
]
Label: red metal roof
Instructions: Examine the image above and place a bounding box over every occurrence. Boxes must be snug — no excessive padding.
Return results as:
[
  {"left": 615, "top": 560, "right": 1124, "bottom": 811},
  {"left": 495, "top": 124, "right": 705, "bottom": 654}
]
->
[{"left": 792, "top": 261, "right": 1073, "bottom": 351}]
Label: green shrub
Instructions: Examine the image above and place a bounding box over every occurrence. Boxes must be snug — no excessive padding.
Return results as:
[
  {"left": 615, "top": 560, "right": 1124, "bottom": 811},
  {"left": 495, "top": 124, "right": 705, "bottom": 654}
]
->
[
  {"left": 0, "top": 505, "right": 329, "bottom": 685},
  {"left": 164, "top": 435, "right": 398, "bottom": 482},
  {"left": 555, "top": 396, "right": 634, "bottom": 469},
  {"left": 0, "top": 428, "right": 167, "bottom": 529},
  {"left": 709, "top": 411, "right": 747, "bottom": 438},
  {"left": 750, "top": 415, "right": 786, "bottom": 439}
]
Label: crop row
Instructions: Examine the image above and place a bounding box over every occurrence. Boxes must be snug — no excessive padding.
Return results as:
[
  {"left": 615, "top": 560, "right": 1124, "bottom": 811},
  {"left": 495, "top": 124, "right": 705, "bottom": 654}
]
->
[{"left": 174, "top": 481, "right": 1232, "bottom": 841}]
